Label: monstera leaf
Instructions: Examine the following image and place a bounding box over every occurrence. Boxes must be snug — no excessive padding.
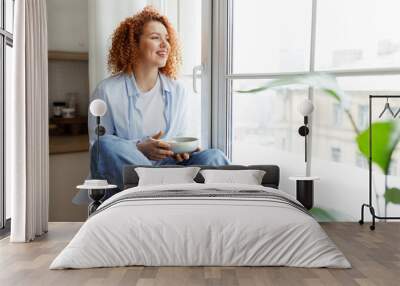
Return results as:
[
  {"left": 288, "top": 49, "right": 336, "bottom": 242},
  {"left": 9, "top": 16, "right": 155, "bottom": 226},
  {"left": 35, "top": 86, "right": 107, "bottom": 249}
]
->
[
  {"left": 384, "top": 188, "right": 400, "bottom": 204},
  {"left": 236, "top": 73, "right": 360, "bottom": 133},
  {"left": 236, "top": 73, "right": 351, "bottom": 110},
  {"left": 356, "top": 121, "right": 400, "bottom": 174}
]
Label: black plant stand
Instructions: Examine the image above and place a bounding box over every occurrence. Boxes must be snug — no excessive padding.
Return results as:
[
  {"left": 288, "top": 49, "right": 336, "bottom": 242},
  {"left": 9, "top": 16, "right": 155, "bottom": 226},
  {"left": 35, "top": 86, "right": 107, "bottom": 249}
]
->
[
  {"left": 289, "top": 176, "right": 319, "bottom": 210},
  {"left": 77, "top": 184, "right": 117, "bottom": 217},
  {"left": 88, "top": 189, "right": 106, "bottom": 216},
  {"left": 359, "top": 95, "right": 400, "bottom": 230}
]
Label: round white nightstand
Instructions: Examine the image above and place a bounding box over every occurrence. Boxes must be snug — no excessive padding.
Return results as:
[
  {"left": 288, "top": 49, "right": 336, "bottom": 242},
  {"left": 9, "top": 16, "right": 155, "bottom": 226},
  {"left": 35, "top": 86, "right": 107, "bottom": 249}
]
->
[
  {"left": 77, "top": 182, "right": 117, "bottom": 216},
  {"left": 289, "top": 176, "right": 320, "bottom": 210}
]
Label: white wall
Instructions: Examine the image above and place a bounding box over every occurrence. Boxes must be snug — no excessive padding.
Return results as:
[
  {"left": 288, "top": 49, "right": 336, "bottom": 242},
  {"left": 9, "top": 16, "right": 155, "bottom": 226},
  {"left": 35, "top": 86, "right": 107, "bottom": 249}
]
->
[{"left": 47, "top": 0, "right": 89, "bottom": 52}]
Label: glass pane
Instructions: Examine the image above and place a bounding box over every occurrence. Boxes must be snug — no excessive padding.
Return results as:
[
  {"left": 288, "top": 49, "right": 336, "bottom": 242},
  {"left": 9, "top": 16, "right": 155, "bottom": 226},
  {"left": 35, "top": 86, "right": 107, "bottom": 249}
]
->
[
  {"left": 311, "top": 75, "right": 400, "bottom": 219},
  {"left": 315, "top": 0, "right": 400, "bottom": 70},
  {"left": 165, "top": 0, "right": 202, "bottom": 145},
  {"left": 177, "top": 0, "right": 201, "bottom": 75},
  {"left": 312, "top": 75, "right": 400, "bottom": 165},
  {"left": 180, "top": 75, "right": 201, "bottom": 143},
  {"left": 5, "top": 44, "right": 13, "bottom": 219},
  {"left": 6, "top": 0, "right": 14, "bottom": 33},
  {"left": 231, "top": 79, "right": 308, "bottom": 195},
  {"left": 233, "top": 0, "right": 312, "bottom": 74}
]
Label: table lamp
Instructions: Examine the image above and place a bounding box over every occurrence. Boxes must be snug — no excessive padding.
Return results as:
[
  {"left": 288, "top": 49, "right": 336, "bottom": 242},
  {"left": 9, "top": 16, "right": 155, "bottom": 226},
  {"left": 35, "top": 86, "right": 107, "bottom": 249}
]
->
[
  {"left": 289, "top": 99, "right": 318, "bottom": 210},
  {"left": 76, "top": 99, "right": 116, "bottom": 216},
  {"left": 297, "top": 99, "right": 315, "bottom": 163},
  {"left": 89, "top": 99, "right": 107, "bottom": 171}
]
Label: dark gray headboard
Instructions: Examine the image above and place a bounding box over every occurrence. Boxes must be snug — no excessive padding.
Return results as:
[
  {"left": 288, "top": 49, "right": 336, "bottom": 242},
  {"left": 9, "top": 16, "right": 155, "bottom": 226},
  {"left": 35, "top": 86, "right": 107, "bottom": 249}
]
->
[{"left": 123, "top": 165, "right": 280, "bottom": 189}]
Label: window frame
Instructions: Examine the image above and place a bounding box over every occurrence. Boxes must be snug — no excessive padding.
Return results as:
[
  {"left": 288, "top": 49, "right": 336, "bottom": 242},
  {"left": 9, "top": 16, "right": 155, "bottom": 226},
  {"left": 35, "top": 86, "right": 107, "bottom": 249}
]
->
[
  {"left": 214, "top": 0, "right": 400, "bottom": 174},
  {"left": 162, "top": 0, "right": 213, "bottom": 149}
]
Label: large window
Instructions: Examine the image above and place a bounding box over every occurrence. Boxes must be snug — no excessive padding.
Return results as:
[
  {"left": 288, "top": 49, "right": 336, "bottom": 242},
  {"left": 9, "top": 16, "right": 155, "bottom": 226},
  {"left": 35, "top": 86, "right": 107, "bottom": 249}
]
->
[
  {"left": 1, "top": 0, "right": 14, "bottom": 231},
  {"left": 219, "top": 0, "right": 400, "bottom": 219},
  {"left": 223, "top": 0, "right": 400, "bottom": 168},
  {"left": 225, "top": 0, "right": 313, "bottom": 170},
  {"left": 312, "top": 75, "right": 400, "bottom": 167}
]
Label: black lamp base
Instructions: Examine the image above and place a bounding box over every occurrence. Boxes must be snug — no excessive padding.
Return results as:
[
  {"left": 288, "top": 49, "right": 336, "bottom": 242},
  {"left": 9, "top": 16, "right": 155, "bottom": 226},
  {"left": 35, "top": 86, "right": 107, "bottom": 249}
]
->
[
  {"left": 296, "top": 180, "right": 314, "bottom": 210},
  {"left": 88, "top": 189, "right": 106, "bottom": 216}
]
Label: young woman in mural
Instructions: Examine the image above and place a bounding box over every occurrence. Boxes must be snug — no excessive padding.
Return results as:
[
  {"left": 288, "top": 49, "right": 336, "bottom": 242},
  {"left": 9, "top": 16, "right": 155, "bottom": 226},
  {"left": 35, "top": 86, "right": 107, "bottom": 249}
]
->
[{"left": 88, "top": 6, "right": 229, "bottom": 191}]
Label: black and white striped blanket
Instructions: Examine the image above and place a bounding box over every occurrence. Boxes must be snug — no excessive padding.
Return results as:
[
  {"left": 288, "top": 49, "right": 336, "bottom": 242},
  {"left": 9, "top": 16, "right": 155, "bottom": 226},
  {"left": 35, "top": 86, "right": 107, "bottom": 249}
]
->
[{"left": 91, "top": 188, "right": 309, "bottom": 217}]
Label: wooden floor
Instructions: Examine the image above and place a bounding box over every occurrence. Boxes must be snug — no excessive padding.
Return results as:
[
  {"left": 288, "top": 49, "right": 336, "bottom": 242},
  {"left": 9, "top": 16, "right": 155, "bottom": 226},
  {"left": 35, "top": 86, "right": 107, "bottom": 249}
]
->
[{"left": 0, "top": 222, "right": 399, "bottom": 286}]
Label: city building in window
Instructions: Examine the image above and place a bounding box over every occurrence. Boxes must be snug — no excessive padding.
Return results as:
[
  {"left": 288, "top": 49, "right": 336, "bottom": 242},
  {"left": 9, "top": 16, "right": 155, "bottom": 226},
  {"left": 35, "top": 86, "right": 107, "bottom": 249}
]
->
[
  {"left": 358, "top": 104, "right": 369, "bottom": 131},
  {"left": 333, "top": 103, "right": 343, "bottom": 127},
  {"left": 331, "top": 147, "right": 342, "bottom": 162}
]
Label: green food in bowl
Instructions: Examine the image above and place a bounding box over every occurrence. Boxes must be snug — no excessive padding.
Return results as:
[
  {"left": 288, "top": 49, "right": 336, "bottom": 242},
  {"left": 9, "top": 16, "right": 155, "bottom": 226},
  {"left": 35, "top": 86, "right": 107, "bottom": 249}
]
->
[{"left": 166, "top": 137, "right": 199, "bottom": 153}]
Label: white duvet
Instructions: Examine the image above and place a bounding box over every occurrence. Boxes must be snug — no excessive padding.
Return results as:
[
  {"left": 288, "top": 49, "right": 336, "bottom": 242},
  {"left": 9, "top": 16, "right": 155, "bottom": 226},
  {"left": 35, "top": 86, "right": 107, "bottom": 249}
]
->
[{"left": 50, "top": 183, "right": 351, "bottom": 269}]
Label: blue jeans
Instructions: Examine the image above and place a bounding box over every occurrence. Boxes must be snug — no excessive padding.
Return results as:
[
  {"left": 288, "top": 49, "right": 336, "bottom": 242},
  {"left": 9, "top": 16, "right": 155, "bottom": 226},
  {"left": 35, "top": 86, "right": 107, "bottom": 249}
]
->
[{"left": 89, "top": 135, "right": 230, "bottom": 198}]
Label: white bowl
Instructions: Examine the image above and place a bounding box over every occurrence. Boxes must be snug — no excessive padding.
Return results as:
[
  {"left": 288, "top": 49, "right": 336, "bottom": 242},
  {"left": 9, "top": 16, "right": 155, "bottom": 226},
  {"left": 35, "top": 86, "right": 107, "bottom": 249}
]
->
[{"left": 167, "top": 137, "right": 199, "bottom": 154}]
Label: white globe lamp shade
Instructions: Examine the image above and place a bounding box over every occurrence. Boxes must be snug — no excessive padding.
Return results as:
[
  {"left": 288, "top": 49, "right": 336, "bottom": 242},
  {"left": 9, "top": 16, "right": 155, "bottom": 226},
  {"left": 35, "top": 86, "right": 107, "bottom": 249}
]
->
[
  {"left": 298, "top": 99, "right": 314, "bottom": 116},
  {"left": 90, "top": 99, "right": 107, "bottom": 117}
]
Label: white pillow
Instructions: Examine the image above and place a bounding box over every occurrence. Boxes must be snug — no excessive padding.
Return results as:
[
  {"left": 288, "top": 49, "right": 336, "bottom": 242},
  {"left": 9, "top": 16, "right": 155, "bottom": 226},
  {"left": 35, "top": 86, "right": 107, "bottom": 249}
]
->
[
  {"left": 135, "top": 167, "right": 201, "bottom": 186},
  {"left": 200, "top": 169, "right": 266, "bottom": 185}
]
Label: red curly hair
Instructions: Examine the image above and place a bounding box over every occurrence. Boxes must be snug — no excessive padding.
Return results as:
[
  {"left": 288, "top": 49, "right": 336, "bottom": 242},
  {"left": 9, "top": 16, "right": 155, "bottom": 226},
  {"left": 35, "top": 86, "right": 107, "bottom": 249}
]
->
[{"left": 108, "top": 6, "right": 181, "bottom": 79}]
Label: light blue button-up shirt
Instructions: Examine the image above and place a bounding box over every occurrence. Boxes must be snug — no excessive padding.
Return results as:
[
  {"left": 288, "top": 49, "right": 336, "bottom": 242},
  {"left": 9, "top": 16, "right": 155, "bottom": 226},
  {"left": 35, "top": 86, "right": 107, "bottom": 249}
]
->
[{"left": 88, "top": 72, "right": 189, "bottom": 146}]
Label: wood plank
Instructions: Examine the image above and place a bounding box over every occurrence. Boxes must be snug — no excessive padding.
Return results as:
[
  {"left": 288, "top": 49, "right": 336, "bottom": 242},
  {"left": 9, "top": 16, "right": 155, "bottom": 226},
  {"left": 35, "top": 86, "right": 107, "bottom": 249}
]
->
[{"left": 1, "top": 222, "right": 400, "bottom": 286}]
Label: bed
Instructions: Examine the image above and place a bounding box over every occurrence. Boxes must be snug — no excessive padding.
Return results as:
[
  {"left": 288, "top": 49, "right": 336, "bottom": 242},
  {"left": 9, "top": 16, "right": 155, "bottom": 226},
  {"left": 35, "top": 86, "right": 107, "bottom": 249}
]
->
[{"left": 50, "top": 165, "right": 350, "bottom": 269}]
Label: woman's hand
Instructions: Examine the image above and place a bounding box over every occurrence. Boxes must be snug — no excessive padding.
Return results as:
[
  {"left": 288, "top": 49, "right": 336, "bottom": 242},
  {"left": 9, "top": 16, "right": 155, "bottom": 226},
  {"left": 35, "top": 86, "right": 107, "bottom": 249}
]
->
[
  {"left": 173, "top": 147, "right": 201, "bottom": 162},
  {"left": 136, "top": 131, "right": 174, "bottom": 161}
]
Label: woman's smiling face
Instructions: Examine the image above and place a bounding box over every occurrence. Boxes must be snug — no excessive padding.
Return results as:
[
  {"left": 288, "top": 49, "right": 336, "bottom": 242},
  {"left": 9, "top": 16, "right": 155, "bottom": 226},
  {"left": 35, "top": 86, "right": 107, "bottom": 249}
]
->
[{"left": 138, "top": 21, "right": 170, "bottom": 68}]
